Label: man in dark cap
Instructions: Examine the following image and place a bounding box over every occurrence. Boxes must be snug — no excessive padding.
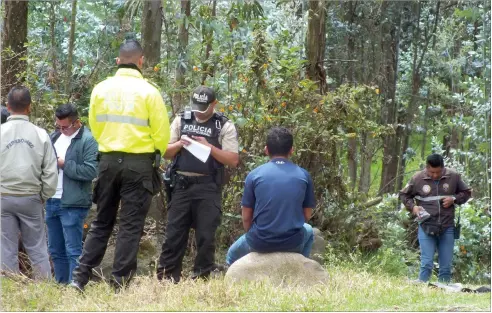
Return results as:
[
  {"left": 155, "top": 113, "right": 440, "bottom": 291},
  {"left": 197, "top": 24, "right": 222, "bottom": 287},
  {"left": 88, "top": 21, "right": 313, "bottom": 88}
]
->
[{"left": 157, "top": 85, "right": 239, "bottom": 283}]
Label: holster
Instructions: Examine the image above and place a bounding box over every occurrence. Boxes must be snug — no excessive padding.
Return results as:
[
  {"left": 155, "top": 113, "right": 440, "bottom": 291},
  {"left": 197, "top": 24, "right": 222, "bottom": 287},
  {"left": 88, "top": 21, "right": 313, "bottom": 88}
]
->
[
  {"left": 152, "top": 151, "right": 163, "bottom": 196},
  {"left": 454, "top": 222, "right": 461, "bottom": 239},
  {"left": 163, "top": 163, "right": 176, "bottom": 203},
  {"left": 214, "top": 166, "right": 225, "bottom": 186}
]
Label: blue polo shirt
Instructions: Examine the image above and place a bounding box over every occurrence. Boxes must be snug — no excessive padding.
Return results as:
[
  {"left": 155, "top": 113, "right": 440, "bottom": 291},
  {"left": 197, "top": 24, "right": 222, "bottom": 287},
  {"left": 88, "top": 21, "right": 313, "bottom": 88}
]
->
[{"left": 242, "top": 157, "right": 315, "bottom": 252}]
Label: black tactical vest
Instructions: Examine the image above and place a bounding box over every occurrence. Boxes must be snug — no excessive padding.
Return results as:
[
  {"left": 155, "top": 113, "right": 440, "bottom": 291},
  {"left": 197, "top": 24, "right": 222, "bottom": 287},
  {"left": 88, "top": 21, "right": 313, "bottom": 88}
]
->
[{"left": 175, "top": 112, "right": 227, "bottom": 175}]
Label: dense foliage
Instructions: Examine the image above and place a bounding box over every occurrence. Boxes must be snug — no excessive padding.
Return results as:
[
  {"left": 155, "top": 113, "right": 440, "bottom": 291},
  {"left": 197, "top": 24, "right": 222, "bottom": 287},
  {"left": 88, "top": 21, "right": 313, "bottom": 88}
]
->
[{"left": 2, "top": 0, "right": 490, "bottom": 283}]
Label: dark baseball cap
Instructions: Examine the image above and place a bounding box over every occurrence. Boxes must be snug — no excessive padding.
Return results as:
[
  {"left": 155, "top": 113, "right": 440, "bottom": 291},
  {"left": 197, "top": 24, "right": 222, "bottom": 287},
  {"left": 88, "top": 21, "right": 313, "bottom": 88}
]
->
[{"left": 190, "top": 86, "right": 216, "bottom": 113}]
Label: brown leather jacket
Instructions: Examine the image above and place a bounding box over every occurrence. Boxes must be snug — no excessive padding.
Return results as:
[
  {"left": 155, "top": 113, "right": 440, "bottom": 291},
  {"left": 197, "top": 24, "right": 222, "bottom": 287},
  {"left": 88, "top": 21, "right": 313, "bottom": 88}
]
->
[{"left": 399, "top": 168, "right": 472, "bottom": 227}]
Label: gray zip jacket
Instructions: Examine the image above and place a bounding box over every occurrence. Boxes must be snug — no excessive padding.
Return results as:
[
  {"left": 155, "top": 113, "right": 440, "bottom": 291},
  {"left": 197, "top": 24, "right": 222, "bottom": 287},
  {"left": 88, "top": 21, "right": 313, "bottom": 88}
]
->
[{"left": 1, "top": 115, "right": 58, "bottom": 201}]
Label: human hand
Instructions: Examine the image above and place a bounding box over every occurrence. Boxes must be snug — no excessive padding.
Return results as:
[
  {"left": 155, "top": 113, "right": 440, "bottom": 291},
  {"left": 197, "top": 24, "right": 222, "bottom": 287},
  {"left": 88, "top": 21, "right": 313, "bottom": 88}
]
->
[
  {"left": 442, "top": 197, "right": 454, "bottom": 209},
  {"left": 57, "top": 157, "right": 65, "bottom": 168},
  {"left": 179, "top": 137, "right": 192, "bottom": 147},
  {"left": 191, "top": 136, "right": 212, "bottom": 148},
  {"left": 412, "top": 206, "right": 423, "bottom": 216}
]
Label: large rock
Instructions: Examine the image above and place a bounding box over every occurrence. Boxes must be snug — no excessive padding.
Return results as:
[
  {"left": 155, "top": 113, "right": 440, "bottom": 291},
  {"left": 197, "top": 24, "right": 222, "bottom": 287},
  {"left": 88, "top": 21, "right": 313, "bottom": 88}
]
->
[
  {"left": 310, "top": 227, "right": 326, "bottom": 264},
  {"left": 225, "top": 252, "right": 329, "bottom": 286}
]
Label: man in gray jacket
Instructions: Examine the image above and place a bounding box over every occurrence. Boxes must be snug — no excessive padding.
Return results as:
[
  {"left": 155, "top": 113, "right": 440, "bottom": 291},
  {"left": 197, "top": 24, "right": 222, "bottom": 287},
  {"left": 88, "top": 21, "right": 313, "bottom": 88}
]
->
[{"left": 0, "top": 86, "right": 58, "bottom": 279}]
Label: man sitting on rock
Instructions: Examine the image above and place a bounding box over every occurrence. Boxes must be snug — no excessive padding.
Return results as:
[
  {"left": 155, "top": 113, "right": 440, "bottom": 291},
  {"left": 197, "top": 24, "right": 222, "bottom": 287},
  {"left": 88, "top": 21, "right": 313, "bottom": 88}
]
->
[{"left": 226, "top": 127, "right": 315, "bottom": 265}]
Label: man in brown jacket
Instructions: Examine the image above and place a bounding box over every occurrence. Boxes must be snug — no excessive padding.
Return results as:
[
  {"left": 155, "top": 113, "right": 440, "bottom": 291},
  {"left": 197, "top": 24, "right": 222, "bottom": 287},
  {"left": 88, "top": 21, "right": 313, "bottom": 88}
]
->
[{"left": 400, "top": 154, "right": 471, "bottom": 283}]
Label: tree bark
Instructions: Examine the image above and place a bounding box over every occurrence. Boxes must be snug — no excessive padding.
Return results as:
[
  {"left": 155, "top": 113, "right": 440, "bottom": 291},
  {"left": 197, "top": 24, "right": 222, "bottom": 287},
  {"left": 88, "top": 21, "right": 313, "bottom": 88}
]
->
[
  {"left": 174, "top": 0, "right": 191, "bottom": 112},
  {"left": 379, "top": 1, "right": 402, "bottom": 194},
  {"left": 1, "top": 0, "right": 29, "bottom": 102},
  {"left": 344, "top": 1, "right": 358, "bottom": 190},
  {"left": 48, "top": 1, "right": 58, "bottom": 89},
  {"left": 305, "top": 0, "right": 327, "bottom": 94},
  {"left": 421, "top": 100, "right": 429, "bottom": 159},
  {"left": 65, "top": 0, "right": 78, "bottom": 95},
  {"left": 201, "top": 0, "right": 217, "bottom": 85},
  {"left": 358, "top": 131, "right": 374, "bottom": 194},
  {"left": 141, "top": 0, "right": 163, "bottom": 71}
]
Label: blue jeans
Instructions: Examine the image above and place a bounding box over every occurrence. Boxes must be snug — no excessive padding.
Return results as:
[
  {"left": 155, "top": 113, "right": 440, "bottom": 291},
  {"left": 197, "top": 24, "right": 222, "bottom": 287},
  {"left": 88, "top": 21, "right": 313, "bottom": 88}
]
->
[
  {"left": 226, "top": 223, "right": 314, "bottom": 265},
  {"left": 45, "top": 198, "right": 89, "bottom": 284},
  {"left": 418, "top": 225, "right": 455, "bottom": 283}
]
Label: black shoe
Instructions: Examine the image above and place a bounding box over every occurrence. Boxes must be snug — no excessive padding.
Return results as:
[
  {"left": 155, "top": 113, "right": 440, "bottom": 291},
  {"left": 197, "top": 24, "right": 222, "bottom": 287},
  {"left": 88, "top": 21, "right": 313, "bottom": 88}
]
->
[{"left": 69, "top": 280, "right": 85, "bottom": 293}]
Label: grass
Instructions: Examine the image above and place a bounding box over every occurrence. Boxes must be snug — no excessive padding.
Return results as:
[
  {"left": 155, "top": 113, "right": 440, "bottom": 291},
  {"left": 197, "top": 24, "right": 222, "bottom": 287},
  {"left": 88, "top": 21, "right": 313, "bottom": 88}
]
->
[{"left": 1, "top": 266, "right": 490, "bottom": 311}]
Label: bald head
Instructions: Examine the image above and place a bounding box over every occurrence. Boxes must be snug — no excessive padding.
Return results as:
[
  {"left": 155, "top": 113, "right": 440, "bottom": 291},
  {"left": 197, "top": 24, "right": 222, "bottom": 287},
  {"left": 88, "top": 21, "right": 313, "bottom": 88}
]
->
[{"left": 117, "top": 40, "right": 144, "bottom": 68}]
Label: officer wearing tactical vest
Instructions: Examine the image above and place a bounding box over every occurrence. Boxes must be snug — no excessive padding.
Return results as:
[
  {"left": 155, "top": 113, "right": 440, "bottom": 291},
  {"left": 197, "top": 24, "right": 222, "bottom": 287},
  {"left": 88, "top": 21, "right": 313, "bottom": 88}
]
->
[
  {"left": 71, "top": 39, "right": 170, "bottom": 291},
  {"left": 157, "top": 86, "right": 239, "bottom": 282}
]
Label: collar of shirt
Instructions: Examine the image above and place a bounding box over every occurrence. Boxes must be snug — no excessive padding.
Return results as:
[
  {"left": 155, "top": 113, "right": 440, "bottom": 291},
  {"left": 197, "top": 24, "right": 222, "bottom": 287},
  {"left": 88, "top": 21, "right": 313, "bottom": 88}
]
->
[
  {"left": 6, "top": 115, "right": 29, "bottom": 122},
  {"left": 59, "top": 127, "right": 81, "bottom": 140},
  {"left": 270, "top": 157, "right": 290, "bottom": 164},
  {"left": 114, "top": 67, "right": 143, "bottom": 79},
  {"left": 423, "top": 167, "right": 449, "bottom": 180}
]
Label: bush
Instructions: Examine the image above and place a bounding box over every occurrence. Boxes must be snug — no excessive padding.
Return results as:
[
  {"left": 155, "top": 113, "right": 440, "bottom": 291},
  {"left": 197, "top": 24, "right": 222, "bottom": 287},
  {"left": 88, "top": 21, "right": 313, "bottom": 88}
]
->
[{"left": 453, "top": 198, "right": 491, "bottom": 283}]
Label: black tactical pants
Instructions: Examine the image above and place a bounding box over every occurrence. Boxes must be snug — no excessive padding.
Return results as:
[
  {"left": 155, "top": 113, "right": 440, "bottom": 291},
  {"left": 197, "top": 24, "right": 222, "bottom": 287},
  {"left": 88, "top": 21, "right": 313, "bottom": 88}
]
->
[
  {"left": 157, "top": 177, "right": 221, "bottom": 282},
  {"left": 72, "top": 152, "right": 154, "bottom": 287}
]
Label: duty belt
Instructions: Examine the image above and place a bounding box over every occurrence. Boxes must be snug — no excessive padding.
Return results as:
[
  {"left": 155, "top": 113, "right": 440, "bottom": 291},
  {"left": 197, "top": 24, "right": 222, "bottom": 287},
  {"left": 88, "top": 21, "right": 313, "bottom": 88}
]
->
[
  {"left": 177, "top": 174, "right": 215, "bottom": 184},
  {"left": 99, "top": 151, "right": 154, "bottom": 161}
]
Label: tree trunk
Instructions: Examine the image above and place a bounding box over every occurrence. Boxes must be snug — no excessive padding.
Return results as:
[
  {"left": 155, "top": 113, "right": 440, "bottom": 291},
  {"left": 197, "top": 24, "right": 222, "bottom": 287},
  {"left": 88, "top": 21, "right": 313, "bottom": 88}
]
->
[
  {"left": 421, "top": 100, "right": 429, "bottom": 159},
  {"left": 65, "top": 0, "right": 77, "bottom": 95},
  {"left": 305, "top": 0, "right": 327, "bottom": 94},
  {"left": 141, "top": 0, "right": 163, "bottom": 71},
  {"left": 358, "top": 132, "right": 374, "bottom": 194},
  {"left": 174, "top": 0, "right": 191, "bottom": 112},
  {"left": 48, "top": 1, "right": 58, "bottom": 89},
  {"left": 397, "top": 1, "right": 440, "bottom": 191},
  {"left": 1, "top": 0, "right": 28, "bottom": 102},
  {"left": 344, "top": 1, "right": 357, "bottom": 190},
  {"left": 379, "top": 1, "right": 402, "bottom": 194},
  {"left": 201, "top": 0, "right": 217, "bottom": 85}
]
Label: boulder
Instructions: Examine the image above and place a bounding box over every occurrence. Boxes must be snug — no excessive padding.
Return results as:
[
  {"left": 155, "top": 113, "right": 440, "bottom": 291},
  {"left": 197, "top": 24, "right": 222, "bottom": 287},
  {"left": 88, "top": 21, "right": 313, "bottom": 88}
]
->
[
  {"left": 225, "top": 252, "right": 329, "bottom": 286},
  {"left": 310, "top": 227, "right": 326, "bottom": 264}
]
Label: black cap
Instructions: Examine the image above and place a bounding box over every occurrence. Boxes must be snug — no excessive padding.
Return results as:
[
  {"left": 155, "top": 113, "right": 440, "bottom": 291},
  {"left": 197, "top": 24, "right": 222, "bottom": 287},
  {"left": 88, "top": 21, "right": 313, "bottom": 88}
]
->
[
  {"left": 190, "top": 86, "right": 216, "bottom": 113},
  {"left": 1, "top": 105, "right": 10, "bottom": 124}
]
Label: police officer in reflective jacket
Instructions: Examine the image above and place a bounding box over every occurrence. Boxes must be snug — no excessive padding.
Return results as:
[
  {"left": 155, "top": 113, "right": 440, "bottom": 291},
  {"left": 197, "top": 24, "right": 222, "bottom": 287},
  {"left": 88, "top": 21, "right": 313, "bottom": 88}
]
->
[
  {"left": 157, "top": 86, "right": 239, "bottom": 282},
  {"left": 71, "top": 40, "right": 170, "bottom": 291}
]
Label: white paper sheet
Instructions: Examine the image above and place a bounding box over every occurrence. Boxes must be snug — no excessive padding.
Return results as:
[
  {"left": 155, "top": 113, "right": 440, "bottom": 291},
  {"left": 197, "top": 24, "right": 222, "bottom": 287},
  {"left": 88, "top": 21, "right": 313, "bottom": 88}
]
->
[{"left": 181, "top": 135, "right": 211, "bottom": 163}]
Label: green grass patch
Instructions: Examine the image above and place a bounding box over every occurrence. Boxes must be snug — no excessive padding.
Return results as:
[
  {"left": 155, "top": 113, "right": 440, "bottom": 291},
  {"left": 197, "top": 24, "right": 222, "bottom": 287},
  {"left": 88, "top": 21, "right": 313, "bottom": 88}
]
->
[{"left": 2, "top": 266, "right": 489, "bottom": 311}]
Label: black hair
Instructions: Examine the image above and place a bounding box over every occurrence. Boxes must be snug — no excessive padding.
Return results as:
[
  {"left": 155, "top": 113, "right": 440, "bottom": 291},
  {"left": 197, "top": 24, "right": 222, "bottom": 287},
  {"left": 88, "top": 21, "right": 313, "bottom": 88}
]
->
[
  {"left": 7, "top": 86, "right": 31, "bottom": 113},
  {"left": 426, "top": 153, "right": 444, "bottom": 168},
  {"left": 1, "top": 105, "right": 10, "bottom": 124},
  {"left": 55, "top": 103, "right": 79, "bottom": 121},
  {"left": 266, "top": 127, "right": 293, "bottom": 156},
  {"left": 119, "top": 39, "right": 143, "bottom": 60}
]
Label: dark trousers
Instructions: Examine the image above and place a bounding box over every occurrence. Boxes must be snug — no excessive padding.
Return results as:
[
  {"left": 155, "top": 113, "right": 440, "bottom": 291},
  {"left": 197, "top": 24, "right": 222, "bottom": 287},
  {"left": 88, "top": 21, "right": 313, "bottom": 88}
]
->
[
  {"left": 72, "top": 152, "right": 154, "bottom": 286},
  {"left": 157, "top": 180, "right": 221, "bottom": 282}
]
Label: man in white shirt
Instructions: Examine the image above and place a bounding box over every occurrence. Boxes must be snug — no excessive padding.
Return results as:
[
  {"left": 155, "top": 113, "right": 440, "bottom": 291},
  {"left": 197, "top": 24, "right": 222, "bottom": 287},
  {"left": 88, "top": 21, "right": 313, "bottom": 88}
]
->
[
  {"left": 46, "top": 103, "right": 98, "bottom": 284},
  {"left": 1, "top": 86, "right": 58, "bottom": 279}
]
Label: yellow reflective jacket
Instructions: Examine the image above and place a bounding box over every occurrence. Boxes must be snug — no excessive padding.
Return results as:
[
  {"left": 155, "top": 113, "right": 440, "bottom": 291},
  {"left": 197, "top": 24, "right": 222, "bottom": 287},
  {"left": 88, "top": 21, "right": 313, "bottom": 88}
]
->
[{"left": 89, "top": 68, "right": 170, "bottom": 155}]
